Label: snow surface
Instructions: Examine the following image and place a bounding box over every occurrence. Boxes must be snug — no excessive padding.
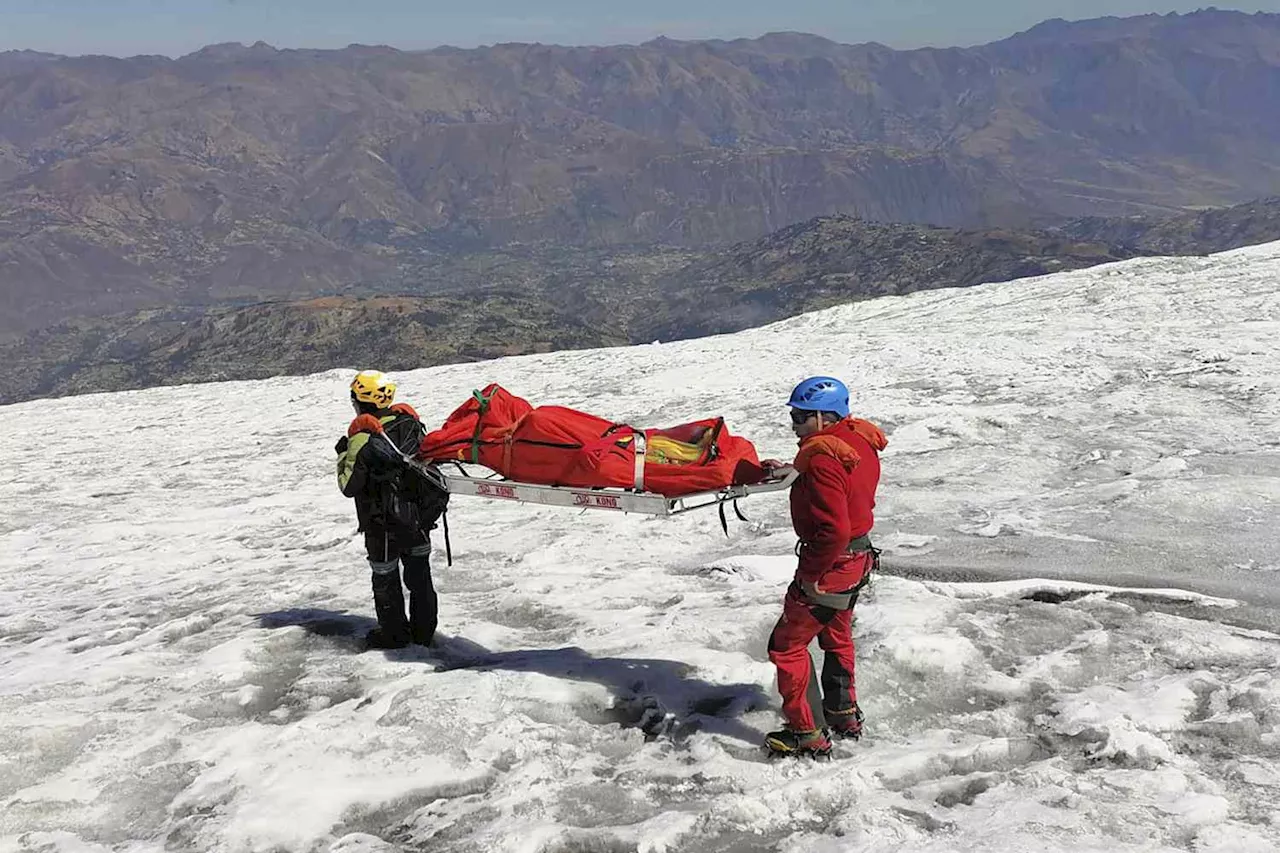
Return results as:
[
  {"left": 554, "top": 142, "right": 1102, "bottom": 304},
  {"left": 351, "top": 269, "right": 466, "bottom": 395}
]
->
[{"left": 2, "top": 243, "right": 1280, "bottom": 852}]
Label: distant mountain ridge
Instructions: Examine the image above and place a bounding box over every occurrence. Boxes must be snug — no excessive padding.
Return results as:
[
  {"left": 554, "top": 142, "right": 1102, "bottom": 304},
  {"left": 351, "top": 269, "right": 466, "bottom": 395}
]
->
[{"left": 4, "top": 10, "right": 1280, "bottom": 331}]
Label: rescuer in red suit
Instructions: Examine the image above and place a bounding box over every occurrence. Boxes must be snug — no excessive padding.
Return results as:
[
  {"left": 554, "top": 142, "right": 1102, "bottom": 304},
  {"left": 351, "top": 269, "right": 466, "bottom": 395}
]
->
[{"left": 762, "top": 376, "right": 888, "bottom": 757}]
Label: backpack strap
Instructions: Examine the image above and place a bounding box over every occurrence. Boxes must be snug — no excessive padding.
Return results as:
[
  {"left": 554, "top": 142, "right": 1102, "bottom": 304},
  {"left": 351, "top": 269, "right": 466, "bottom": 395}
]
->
[{"left": 441, "top": 508, "right": 452, "bottom": 567}]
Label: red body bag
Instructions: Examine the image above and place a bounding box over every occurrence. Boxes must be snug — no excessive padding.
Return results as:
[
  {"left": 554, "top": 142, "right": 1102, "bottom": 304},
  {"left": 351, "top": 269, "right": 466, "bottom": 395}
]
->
[{"left": 417, "top": 384, "right": 767, "bottom": 498}]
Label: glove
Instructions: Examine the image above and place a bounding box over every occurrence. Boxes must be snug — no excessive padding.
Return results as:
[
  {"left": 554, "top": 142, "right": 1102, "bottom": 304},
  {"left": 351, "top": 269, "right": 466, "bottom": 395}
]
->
[
  {"left": 334, "top": 436, "right": 349, "bottom": 454},
  {"left": 760, "top": 459, "right": 796, "bottom": 482},
  {"left": 348, "top": 414, "right": 385, "bottom": 437}
]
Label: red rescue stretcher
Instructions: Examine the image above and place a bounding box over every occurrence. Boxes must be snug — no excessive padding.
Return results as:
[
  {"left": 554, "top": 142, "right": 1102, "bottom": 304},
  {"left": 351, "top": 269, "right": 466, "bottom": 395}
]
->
[{"left": 409, "top": 384, "right": 797, "bottom": 526}]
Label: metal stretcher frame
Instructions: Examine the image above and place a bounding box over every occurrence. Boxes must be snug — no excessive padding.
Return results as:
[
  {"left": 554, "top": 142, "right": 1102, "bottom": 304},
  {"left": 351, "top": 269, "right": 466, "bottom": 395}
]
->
[{"left": 411, "top": 458, "right": 799, "bottom": 519}]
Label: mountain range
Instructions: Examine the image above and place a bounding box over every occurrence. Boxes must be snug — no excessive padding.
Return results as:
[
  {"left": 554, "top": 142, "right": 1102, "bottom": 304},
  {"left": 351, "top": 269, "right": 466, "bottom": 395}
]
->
[
  {"left": 5, "top": 196, "right": 1279, "bottom": 404},
  {"left": 4, "top": 9, "right": 1280, "bottom": 334}
]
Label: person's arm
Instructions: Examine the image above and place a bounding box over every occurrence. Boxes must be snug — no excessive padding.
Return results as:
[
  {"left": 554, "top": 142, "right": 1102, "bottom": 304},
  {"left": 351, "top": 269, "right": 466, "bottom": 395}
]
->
[
  {"left": 336, "top": 414, "right": 386, "bottom": 497},
  {"left": 337, "top": 432, "right": 373, "bottom": 497},
  {"left": 795, "top": 455, "right": 852, "bottom": 586}
]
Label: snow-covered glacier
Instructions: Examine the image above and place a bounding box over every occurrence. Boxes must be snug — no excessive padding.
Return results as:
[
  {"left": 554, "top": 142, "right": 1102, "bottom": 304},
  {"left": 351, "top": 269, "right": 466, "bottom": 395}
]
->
[{"left": 2, "top": 243, "right": 1279, "bottom": 852}]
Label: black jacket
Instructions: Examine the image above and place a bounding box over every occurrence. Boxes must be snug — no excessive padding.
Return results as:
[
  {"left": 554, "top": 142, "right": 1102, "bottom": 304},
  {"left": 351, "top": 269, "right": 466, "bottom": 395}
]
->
[{"left": 336, "top": 408, "right": 443, "bottom": 534}]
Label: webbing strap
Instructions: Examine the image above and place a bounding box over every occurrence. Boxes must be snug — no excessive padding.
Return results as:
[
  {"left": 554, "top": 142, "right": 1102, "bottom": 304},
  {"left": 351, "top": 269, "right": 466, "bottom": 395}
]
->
[
  {"left": 718, "top": 499, "right": 751, "bottom": 537},
  {"left": 442, "top": 509, "right": 452, "bottom": 567},
  {"left": 800, "top": 581, "right": 856, "bottom": 610},
  {"left": 468, "top": 389, "right": 493, "bottom": 464},
  {"left": 847, "top": 534, "right": 873, "bottom": 552},
  {"left": 797, "top": 540, "right": 879, "bottom": 610},
  {"left": 698, "top": 418, "right": 725, "bottom": 464},
  {"left": 632, "top": 432, "right": 646, "bottom": 492},
  {"left": 795, "top": 534, "right": 875, "bottom": 558}
]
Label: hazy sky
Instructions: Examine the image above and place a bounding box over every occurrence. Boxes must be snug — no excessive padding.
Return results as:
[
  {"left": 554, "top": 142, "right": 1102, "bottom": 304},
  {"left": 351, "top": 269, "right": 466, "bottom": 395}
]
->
[{"left": 3, "top": 1, "right": 1279, "bottom": 57}]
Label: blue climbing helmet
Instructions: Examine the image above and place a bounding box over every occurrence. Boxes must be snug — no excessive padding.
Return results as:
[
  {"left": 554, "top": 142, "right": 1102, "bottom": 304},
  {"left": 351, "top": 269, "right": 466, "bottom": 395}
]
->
[{"left": 788, "top": 376, "right": 850, "bottom": 418}]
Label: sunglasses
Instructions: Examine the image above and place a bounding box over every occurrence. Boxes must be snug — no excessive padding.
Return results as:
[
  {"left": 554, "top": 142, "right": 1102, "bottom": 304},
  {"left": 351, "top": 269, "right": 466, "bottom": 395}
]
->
[{"left": 790, "top": 409, "right": 817, "bottom": 425}]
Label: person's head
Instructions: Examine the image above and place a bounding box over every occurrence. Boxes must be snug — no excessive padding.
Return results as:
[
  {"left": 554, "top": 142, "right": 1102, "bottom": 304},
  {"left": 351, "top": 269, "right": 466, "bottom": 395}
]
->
[
  {"left": 349, "top": 369, "right": 396, "bottom": 415},
  {"left": 787, "top": 376, "right": 849, "bottom": 438}
]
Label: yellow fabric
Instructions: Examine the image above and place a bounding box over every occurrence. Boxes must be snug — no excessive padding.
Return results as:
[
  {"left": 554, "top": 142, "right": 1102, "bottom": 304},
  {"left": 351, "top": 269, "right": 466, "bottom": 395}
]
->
[{"left": 646, "top": 434, "right": 708, "bottom": 465}]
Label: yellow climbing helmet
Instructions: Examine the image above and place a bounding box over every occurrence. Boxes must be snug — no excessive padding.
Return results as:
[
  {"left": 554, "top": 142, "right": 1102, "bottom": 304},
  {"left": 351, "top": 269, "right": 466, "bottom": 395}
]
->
[{"left": 349, "top": 370, "right": 396, "bottom": 407}]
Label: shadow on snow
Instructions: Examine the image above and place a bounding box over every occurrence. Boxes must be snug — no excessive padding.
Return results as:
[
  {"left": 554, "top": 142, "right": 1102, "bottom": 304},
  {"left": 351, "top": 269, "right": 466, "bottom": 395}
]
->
[{"left": 255, "top": 607, "right": 772, "bottom": 746}]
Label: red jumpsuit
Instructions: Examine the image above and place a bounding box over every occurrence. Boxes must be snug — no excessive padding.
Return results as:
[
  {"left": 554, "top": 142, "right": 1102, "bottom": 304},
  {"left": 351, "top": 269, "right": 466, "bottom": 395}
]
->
[{"left": 768, "top": 417, "right": 887, "bottom": 732}]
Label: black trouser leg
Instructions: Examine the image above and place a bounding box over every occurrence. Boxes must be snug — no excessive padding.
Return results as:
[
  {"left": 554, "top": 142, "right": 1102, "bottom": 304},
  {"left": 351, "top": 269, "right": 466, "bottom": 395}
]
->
[
  {"left": 401, "top": 547, "right": 437, "bottom": 646},
  {"left": 369, "top": 564, "right": 410, "bottom": 647},
  {"left": 365, "top": 527, "right": 410, "bottom": 648}
]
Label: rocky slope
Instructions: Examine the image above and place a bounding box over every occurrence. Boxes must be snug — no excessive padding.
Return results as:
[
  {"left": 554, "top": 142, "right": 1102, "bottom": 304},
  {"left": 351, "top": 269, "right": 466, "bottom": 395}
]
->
[
  {"left": 0, "top": 294, "right": 627, "bottom": 404},
  {"left": 1054, "top": 196, "right": 1280, "bottom": 256},
  {"left": 16, "top": 195, "right": 1280, "bottom": 404},
  {"left": 14, "top": 193, "right": 1280, "bottom": 405},
  {"left": 632, "top": 218, "right": 1124, "bottom": 341}
]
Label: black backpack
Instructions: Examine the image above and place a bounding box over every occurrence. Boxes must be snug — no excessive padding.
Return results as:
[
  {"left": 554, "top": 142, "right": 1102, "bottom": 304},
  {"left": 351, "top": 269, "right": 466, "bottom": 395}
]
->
[{"left": 379, "top": 412, "right": 451, "bottom": 534}]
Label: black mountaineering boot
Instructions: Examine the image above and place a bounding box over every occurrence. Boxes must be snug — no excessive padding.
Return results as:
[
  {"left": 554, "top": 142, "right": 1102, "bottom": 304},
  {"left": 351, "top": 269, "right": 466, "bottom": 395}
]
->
[{"left": 826, "top": 703, "right": 865, "bottom": 740}]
